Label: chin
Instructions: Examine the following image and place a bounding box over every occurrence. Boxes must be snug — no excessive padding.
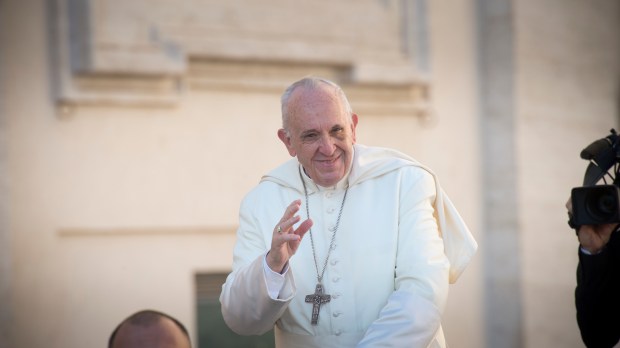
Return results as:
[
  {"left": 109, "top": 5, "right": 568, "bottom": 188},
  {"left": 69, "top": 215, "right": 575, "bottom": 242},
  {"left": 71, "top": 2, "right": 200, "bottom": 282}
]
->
[{"left": 317, "top": 173, "right": 343, "bottom": 187}]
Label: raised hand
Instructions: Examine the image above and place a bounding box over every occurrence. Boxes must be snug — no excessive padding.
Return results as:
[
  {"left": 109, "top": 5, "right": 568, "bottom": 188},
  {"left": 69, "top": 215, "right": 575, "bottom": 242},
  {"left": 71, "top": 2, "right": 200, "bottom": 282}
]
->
[{"left": 266, "top": 200, "right": 313, "bottom": 273}]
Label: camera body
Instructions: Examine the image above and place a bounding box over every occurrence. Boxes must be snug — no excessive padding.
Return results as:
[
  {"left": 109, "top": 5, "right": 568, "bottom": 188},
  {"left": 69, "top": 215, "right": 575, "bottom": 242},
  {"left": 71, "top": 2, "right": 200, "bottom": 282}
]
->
[
  {"left": 570, "top": 129, "right": 620, "bottom": 228},
  {"left": 571, "top": 185, "right": 620, "bottom": 226}
]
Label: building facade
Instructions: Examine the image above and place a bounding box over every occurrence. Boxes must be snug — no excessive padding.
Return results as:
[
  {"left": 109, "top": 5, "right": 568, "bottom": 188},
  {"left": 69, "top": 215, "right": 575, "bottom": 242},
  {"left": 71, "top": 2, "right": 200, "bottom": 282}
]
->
[{"left": 1, "top": 0, "right": 618, "bottom": 347}]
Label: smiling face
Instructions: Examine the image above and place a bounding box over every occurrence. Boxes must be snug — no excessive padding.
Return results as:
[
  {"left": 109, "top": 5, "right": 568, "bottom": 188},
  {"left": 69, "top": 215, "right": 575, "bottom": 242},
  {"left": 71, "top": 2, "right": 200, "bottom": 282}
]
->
[{"left": 278, "top": 82, "right": 358, "bottom": 187}]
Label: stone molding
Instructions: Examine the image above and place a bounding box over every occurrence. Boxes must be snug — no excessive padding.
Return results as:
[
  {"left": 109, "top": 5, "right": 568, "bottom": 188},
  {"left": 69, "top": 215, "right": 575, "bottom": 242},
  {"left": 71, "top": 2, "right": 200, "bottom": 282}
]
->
[
  {"left": 50, "top": 0, "right": 431, "bottom": 118},
  {"left": 57, "top": 226, "right": 235, "bottom": 237}
]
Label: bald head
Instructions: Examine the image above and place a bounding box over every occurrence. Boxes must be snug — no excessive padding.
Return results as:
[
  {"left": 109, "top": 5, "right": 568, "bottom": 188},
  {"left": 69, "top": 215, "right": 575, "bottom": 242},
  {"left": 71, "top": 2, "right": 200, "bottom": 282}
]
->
[
  {"left": 280, "top": 76, "right": 353, "bottom": 132},
  {"left": 109, "top": 310, "right": 191, "bottom": 348}
]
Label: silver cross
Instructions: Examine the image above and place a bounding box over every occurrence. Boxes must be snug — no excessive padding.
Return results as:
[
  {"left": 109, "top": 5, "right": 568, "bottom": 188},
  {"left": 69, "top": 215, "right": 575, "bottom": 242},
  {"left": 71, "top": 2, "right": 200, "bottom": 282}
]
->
[{"left": 305, "top": 283, "right": 331, "bottom": 325}]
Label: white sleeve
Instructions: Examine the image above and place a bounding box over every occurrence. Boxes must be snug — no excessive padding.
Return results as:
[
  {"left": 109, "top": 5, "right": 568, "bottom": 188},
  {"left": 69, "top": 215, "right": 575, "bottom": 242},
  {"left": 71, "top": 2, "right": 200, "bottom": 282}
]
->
[{"left": 262, "top": 254, "right": 289, "bottom": 299}]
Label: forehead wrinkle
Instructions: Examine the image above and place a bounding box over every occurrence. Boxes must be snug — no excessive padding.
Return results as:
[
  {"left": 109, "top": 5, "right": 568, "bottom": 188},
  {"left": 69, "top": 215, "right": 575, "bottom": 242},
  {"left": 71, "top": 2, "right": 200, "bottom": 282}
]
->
[{"left": 287, "top": 86, "right": 346, "bottom": 134}]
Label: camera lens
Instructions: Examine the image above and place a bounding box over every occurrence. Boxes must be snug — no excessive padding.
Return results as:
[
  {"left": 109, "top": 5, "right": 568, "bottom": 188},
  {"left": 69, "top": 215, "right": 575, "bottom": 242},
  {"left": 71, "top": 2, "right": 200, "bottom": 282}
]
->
[{"left": 586, "top": 189, "right": 618, "bottom": 220}]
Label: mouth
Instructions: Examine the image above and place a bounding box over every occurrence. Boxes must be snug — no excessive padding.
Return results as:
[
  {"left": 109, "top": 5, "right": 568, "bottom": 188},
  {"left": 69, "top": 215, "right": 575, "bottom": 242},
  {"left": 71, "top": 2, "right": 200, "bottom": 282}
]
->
[{"left": 314, "top": 154, "right": 342, "bottom": 167}]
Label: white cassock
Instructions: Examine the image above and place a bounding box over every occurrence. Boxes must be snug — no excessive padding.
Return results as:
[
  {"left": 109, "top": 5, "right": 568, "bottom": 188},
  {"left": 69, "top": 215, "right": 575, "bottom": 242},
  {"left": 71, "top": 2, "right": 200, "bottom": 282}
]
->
[{"left": 220, "top": 144, "right": 478, "bottom": 347}]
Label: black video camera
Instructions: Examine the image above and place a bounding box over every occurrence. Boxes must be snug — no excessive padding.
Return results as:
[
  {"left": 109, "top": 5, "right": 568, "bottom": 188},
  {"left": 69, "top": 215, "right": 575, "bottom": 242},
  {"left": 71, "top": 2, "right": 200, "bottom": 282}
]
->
[{"left": 569, "top": 129, "right": 620, "bottom": 228}]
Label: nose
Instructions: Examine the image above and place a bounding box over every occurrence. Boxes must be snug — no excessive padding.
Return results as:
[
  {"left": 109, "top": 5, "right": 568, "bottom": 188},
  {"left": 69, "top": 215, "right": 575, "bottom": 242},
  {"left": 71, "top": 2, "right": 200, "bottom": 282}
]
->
[{"left": 318, "top": 135, "right": 335, "bottom": 155}]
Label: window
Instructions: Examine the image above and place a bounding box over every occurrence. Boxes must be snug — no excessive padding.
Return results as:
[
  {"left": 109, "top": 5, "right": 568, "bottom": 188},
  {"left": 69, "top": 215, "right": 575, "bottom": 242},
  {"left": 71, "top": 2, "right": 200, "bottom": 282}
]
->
[{"left": 196, "top": 273, "right": 275, "bottom": 348}]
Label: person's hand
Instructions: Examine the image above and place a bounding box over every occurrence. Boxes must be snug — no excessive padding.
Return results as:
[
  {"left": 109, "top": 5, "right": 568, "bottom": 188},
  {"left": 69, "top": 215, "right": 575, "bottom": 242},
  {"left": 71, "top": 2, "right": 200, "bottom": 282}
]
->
[
  {"left": 566, "top": 197, "right": 617, "bottom": 254},
  {"left": 266, "top": 200, "right": 313, "bottom": 273},
  {"left": 578, "top": 223, "right": 617, "bottom": 254}
]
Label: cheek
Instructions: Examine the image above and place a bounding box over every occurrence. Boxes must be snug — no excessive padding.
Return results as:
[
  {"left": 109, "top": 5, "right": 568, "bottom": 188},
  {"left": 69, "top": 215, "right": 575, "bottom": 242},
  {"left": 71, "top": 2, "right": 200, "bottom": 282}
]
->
[
  {"left": 336, "top": 138, "right": 352, "bottom": 150},
  {"left": 298, "top": 146, "right": 314, "bottom": 160}
]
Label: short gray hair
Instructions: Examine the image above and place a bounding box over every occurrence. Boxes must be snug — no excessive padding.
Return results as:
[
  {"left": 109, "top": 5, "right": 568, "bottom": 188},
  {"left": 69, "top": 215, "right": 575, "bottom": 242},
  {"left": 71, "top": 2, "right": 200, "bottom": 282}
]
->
[{"left": 280, "top": 77, "right": 353, "bottom": 132}]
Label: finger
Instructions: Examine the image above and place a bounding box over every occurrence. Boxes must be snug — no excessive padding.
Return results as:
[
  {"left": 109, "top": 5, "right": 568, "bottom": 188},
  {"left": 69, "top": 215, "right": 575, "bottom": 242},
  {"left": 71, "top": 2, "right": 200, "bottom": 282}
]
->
[
  {"left": 294, "top": 219, "right": 313, "bottom": 238},
  {"left": 280, "top": 232, "right": 302, "bottom": 242},
  {"left": 276, "top": 200, "right": 302, "bottom": 234},
  {"left": 565, "top": 197, "right": 572, "bottom": 211},
  {"left": 280, "top": 220, "right": 311, "bottom": 244},
  {"left": 280, "top": 219, "right": 311, "bottom": 244},
  {"left": 281, "top": 200, "right": 301, "bottom": 222},
  {"left": 274, "top": 216, "right": 301, "bottom": 236}
]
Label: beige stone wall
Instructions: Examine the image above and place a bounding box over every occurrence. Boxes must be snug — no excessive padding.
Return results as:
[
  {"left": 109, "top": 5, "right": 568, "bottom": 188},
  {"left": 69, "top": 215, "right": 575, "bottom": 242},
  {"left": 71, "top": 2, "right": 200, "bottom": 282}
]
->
[{"left": 1, "top": 0, "right": 618, "bottom": 347}]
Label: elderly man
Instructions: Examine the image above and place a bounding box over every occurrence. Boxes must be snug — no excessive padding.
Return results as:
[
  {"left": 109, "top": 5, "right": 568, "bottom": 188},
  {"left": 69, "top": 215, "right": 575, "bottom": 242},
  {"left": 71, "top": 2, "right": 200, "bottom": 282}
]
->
[{"left": 220, "top": 77, "right": 476, "bottom": 347}]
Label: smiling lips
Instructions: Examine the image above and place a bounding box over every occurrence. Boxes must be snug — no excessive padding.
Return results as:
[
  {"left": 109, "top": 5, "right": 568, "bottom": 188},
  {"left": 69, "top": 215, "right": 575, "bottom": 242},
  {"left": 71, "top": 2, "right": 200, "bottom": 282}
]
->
[{"left": 315, "top": 154, "right": 341, "bottom": 167}]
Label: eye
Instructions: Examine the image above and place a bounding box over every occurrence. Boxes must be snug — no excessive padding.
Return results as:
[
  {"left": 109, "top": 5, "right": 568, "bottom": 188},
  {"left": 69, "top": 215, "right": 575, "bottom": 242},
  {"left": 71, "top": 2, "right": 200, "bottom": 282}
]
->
[
  {"left": 301, "top": 132, "right": 318, "bottom": 141},
  {"left": 330, "top": 126, "right": 345, "bottom": 137}
]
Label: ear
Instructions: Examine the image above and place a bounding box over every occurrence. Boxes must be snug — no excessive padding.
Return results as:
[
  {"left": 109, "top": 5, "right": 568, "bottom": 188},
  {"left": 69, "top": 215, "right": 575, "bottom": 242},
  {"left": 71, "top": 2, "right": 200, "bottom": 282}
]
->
[
  {"left": 351, "top": 114, "right": 359, "bottom": 143},
  {"left": 278, "top": 129, "right": 296, "bottom": 156}
]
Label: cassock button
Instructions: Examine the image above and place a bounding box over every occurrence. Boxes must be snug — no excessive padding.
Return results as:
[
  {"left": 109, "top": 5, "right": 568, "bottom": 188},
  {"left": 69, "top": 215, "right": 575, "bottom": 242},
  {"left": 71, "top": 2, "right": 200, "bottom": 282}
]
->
[
  {"left": 332, "top": 293, "right": 340, "bottom": 299},
  {"left": 327, "top": 207, "right": 336, "bottom": 214},
  {"left": 335, "top": 330, "right": 342, "bottom": 336},
  {"left": 330, "top": 259, "right": 339, "bottom": 265},
  {"left": 332, "top": 277, "right": 340, "bottom": 282},
  {"left": 333, "top": 311, "right": 342, "bottom": 317}
]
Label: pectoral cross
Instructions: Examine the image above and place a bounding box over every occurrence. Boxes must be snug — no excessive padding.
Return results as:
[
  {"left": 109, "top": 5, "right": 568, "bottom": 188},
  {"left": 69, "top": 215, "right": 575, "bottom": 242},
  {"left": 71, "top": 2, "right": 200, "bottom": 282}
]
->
[{"left": 305, "top": 283, "right": 331, "bottom": 325}]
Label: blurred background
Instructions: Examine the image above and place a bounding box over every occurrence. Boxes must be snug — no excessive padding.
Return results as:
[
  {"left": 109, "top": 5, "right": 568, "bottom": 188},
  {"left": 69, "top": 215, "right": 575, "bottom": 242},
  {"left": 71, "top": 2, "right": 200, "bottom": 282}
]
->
[{"left": 0, "top": 0, "right": 618, "bottom": 347}]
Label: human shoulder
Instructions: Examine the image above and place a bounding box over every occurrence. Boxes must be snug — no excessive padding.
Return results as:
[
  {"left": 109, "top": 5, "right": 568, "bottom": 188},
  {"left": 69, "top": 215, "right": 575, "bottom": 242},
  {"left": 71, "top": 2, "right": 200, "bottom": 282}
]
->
[
  {"left": 352, "top": 144, "right": 436, "bottom": 185},
  {"left": 240, "top": 160, "right": 301, "bottom": 207},
  {"left": 398, "top": 163, "right": 436, "bottom": 183}
]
